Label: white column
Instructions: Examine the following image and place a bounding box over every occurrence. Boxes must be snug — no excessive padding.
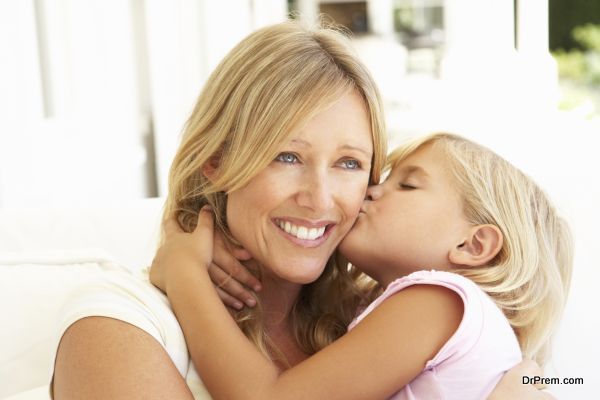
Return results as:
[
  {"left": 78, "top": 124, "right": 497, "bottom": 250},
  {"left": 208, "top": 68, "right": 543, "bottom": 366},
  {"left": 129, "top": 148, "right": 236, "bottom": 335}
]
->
[
  {"left": 33, "top": 0, "right": 142, "bottom": 120},
  {"left": 515, "top": 0, "right": 558, "bottom": 111},
  {"left": 200, "top": 1, "right": 253, "bottom": 72},
  {"left": 145, "top": 0, "right": 257, "bottom": 195},
  {"left": 517, "top": 0, "right": 549, "bottom": 54},
  {"left": 0, "top": 0, "right": 44, "bottom": 207},
  {"left": 438, "top": 0, "right": 522, "bottom": 145},
  {"left": 144, "top": 0, "right": 205, "bottom": 196},
  {"left": 296, "top": 0, "right": 319, "bottom": 25},
  {"left": 1, "top": 0, "right": 151, "bottom": 206},
  {"left": 0, "top": 0, "right": 44, "bottom": 121},
  {"left": 251, "top": 0, "right": 288, "bottom": 29},
  {"left": 442, "top": 0, "right": 515, "bottom": 77},
  {"left": 368, "top": 0, "right": 394, "bottom": 36}
]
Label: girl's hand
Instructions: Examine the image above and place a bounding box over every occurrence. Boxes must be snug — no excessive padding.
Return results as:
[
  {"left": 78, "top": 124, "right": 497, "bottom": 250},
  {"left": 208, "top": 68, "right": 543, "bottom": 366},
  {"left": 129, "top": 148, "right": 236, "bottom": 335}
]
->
[
  {"left": 209, "top": 231, "right": 261, "bottom": 310},
  {"left": 150, "top": 207, "right": 215, "bottom": 295},
  {"left": 488, "top": 359, "right": 556, "bottom": 399}
]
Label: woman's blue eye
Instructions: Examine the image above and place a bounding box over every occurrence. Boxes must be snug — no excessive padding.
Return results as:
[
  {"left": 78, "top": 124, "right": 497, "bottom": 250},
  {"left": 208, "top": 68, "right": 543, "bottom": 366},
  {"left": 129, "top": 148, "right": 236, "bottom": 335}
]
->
[
  {"left": 341, "top": 159, "right": 361, "bottom": 169},
  {"left": 276, "top": 153, "right": 299, "bottom": 164}
]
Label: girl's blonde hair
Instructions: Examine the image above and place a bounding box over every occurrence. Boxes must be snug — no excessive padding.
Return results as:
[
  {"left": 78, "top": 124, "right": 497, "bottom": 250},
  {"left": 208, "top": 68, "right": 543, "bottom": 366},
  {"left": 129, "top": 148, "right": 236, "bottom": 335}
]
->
[
  {"left": 388, "top": 133, "right": 573, "bottom": 366},
  {"left": 163, "top": 20, "right": 387, "bottom": 361}
]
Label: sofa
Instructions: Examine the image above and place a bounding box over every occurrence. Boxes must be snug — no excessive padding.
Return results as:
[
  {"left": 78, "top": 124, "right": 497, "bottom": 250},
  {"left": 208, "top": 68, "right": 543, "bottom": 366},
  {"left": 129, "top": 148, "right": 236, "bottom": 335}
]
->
[{"left": 0, "top": 198, "right": 164, "bottom": 399}]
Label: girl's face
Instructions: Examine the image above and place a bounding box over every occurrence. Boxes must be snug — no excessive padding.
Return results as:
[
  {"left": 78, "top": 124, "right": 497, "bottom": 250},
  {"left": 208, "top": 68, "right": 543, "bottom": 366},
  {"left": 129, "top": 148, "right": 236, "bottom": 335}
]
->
[
  {"left": 227, "top": 91, "right": 373, "bottom": 285},
  {"left": 339, "top": 143, "right": 472, "bottom": 287}
]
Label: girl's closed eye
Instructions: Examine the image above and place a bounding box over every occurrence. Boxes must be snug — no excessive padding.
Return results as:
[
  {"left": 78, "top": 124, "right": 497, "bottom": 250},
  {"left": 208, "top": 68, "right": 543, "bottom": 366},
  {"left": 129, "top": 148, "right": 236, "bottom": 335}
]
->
[
  {"left": 399, "top": 182, "right": 417, "bottom": 190},
  {"left": 276, "top": 152, "right": 300, "bottom": 164}
]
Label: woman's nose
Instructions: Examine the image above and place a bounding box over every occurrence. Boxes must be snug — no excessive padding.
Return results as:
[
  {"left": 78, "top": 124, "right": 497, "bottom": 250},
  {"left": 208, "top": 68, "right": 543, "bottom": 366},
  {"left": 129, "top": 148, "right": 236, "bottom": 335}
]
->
[{"left": 296, "top": 172, "right": 334, "bottom": 213}]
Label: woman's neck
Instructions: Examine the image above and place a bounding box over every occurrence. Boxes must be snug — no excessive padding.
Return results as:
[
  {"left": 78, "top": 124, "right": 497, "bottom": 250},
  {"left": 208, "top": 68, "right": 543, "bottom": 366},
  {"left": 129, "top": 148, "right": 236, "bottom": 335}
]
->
[
  {"left": 256, "top": 272, "right": 303, "bottom": 326},
  {"left": 245, "top": 261, "right": 309, "bottom": 367}
]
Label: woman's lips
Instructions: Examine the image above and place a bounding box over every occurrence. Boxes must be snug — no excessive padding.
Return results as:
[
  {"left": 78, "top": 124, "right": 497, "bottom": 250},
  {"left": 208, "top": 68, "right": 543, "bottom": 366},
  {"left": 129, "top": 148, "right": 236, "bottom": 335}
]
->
[{"left": 273, "top": 218, "right": 335, "bottom": 248}]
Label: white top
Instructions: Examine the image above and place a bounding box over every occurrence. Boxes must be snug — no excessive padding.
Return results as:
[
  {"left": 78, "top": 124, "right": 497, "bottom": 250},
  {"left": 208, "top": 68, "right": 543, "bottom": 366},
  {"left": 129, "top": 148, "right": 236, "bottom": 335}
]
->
[{"left": 48, "top": 264, "right": 211, "bottom": 399}]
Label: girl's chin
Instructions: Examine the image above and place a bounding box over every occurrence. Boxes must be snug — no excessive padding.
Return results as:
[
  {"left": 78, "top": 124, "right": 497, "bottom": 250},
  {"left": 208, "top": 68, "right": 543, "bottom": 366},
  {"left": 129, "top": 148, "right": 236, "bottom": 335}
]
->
[
  {"left": 338, "top": 228, "right": 359, "bottom": 252},
  {"left": 337, "top": 242, "right": 354, "bottom": 263}
]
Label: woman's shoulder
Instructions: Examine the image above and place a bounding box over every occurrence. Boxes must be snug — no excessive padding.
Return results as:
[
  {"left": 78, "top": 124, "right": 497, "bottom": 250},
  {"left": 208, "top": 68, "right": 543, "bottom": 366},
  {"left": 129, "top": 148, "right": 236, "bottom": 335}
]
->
[
  {"left": 63, "top": 264, "right": 174, "bottom": 322},
  {"left": 51, "top": 262, "right": 190, "bottom": 377}
]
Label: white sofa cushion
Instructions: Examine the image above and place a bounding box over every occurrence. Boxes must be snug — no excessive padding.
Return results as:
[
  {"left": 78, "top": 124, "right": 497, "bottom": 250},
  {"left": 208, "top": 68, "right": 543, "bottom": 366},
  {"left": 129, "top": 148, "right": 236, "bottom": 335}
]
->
[
  {"left": 0, "top": 198, "right": 164, "bottom": 271},
  {"left": 0, "top": 198, "right": 164, "bottom": 398}
]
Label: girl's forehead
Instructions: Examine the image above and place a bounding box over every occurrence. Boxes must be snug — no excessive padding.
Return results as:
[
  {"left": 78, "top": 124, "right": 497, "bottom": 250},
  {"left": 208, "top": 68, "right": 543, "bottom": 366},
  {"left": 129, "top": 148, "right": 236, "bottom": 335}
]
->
[
  {"left": 390, "top": 142, "right": 439, "bottom": 168},
  {"left": 387, "top": 144, "right": 457, "bottom": 182}
]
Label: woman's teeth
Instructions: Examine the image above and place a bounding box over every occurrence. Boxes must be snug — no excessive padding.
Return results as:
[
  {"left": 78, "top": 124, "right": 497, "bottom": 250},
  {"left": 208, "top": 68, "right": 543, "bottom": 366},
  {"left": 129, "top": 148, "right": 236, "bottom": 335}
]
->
[{"left": 277, "top": 220, "right": 326, "bottom": 240}]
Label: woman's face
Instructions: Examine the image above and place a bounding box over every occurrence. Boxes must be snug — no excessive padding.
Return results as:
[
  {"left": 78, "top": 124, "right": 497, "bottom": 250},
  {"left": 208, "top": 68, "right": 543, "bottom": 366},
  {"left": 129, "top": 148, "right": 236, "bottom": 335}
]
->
[{"left": 227, "top": 90, "right": 373, "bottom": 284}]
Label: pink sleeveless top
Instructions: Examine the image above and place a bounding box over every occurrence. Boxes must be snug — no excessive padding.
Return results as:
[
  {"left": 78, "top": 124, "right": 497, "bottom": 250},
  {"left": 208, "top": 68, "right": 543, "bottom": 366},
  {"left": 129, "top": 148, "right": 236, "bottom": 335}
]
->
[{"left": 348, "top": 270, "right": 522, "bottom": 400}]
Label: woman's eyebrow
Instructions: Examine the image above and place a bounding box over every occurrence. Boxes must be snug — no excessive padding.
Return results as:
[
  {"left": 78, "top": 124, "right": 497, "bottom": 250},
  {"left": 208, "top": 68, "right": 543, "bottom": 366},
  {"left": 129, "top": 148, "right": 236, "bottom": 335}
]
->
[
  {"left": 291, "top": 138, "right": 311, "bottom": 147},
  {"left": 290, "top": 139, "right": 371, "bottom": 157},
  {"left": 339, "top": 144, "right": 372, "bottom": 157}
]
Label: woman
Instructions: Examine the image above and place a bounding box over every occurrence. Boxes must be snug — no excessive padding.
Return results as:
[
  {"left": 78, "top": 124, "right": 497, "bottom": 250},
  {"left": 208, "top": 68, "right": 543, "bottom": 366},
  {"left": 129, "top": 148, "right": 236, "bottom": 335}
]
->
[{"left": 52, "top": 20, "right": 548, "bottom": 399}]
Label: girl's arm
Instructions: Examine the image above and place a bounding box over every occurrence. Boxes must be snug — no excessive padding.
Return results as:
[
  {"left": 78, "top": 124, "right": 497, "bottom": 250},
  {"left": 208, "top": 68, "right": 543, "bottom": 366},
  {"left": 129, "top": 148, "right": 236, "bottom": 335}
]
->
[
  {"left": 196, "top": 214, "right": 556, "bottom": 400},
  {"left": 207, "top": 229, "right": 261, "bottom": 310},
  {"left": 151, "top": 209, "right": 463, "bottom": 400}
]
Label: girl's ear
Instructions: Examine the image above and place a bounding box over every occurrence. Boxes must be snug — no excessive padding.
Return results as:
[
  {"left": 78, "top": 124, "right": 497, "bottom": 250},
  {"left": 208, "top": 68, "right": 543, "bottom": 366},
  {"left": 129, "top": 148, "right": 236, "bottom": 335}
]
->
[{"left": 449, "top": 225, "right": 503, "bottom": 267}]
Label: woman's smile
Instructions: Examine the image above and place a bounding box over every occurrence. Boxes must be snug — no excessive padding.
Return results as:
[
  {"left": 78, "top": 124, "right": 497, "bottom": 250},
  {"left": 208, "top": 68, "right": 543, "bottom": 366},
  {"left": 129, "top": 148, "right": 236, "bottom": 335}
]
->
[{"left": 273, "top": 217, "right": 335, "bottom": 248}]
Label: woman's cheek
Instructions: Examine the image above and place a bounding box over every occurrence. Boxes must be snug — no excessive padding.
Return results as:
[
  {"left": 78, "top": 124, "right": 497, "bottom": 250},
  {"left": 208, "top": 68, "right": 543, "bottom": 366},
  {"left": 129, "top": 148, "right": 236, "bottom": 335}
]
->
[{"left": 339, "top": 174, "right": 370, "bottom": 225}]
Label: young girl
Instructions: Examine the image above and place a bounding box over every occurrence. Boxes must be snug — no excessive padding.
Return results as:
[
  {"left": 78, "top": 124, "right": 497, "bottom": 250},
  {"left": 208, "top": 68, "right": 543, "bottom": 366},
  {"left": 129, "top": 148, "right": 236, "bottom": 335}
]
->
[{"left": 150, "top": 132, "right": 572, "bottom": 399}]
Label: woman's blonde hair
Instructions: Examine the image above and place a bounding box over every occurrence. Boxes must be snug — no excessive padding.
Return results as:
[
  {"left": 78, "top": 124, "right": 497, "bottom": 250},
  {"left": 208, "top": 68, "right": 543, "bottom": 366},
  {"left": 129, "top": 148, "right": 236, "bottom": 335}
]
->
[
  {"left": 163, "top": 20, "right": 387, "bottom": 361},
  {"left": 387, "top": 133, "right": 573, "bottom": 366}
]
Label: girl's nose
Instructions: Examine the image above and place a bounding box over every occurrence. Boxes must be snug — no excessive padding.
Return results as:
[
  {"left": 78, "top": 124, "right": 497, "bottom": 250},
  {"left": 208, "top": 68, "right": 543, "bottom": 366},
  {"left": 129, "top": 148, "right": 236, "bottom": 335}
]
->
[{"left": 366, "top": 184, "right": 383, "bottom": 201}]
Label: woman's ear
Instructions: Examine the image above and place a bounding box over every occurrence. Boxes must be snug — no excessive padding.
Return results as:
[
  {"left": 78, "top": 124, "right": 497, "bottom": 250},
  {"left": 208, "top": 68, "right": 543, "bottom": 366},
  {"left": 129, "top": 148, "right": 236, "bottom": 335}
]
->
[
  {"left": 201, "top": 156, "right": 220, "bottom": 182},
  {"left": 449, "top": 224, "right": 503, "bottom": 267}
]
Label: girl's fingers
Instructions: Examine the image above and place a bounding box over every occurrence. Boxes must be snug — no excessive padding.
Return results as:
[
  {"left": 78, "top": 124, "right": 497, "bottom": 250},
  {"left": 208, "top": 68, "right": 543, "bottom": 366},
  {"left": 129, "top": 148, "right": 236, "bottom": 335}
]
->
[
  {"left": 193, "top": 206, "right": 215, "bottom": 237},
  {"left": 213, "top": 233, "right": 261, "bottom": 292},
  {"left": 216, "top": 287, "right": 244, "bottom": 310},
  {"left": 514, "top": 359, "right": 546, "bottom": 389},
  {"left": 230, "top": 247, "right": 253, "bottom": 261},
  {"left": 213, "top": 250, "right": 262, "bottom": 292},
  {"left": 163, "top": 217, "right": 182, "bottom": 236},
  {"left": 213, "top": 228, "right": 253, "bottom": 262},
  {"left": 208, "top": 263, "right": 257, "bottom": 307},
  {"left": 518, "top": 359, "right": 542, "bottom": 375}
]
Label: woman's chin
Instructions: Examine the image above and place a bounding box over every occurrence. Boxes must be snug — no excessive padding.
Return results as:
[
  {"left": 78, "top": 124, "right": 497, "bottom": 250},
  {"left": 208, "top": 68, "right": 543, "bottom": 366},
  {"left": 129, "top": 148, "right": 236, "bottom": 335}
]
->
[
  {"left": 263, "top": 260, "right": 327, "bottom": 285},
  {"left": 285, "top": 266, "right": 327, "bottom": 285}
]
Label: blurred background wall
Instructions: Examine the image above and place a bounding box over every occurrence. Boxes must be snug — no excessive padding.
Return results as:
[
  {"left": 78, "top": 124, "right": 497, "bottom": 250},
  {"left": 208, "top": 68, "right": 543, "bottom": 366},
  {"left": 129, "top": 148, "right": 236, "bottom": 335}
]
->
[{"left": 0, "top": 0, "right": 598, "bottom": 397}]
